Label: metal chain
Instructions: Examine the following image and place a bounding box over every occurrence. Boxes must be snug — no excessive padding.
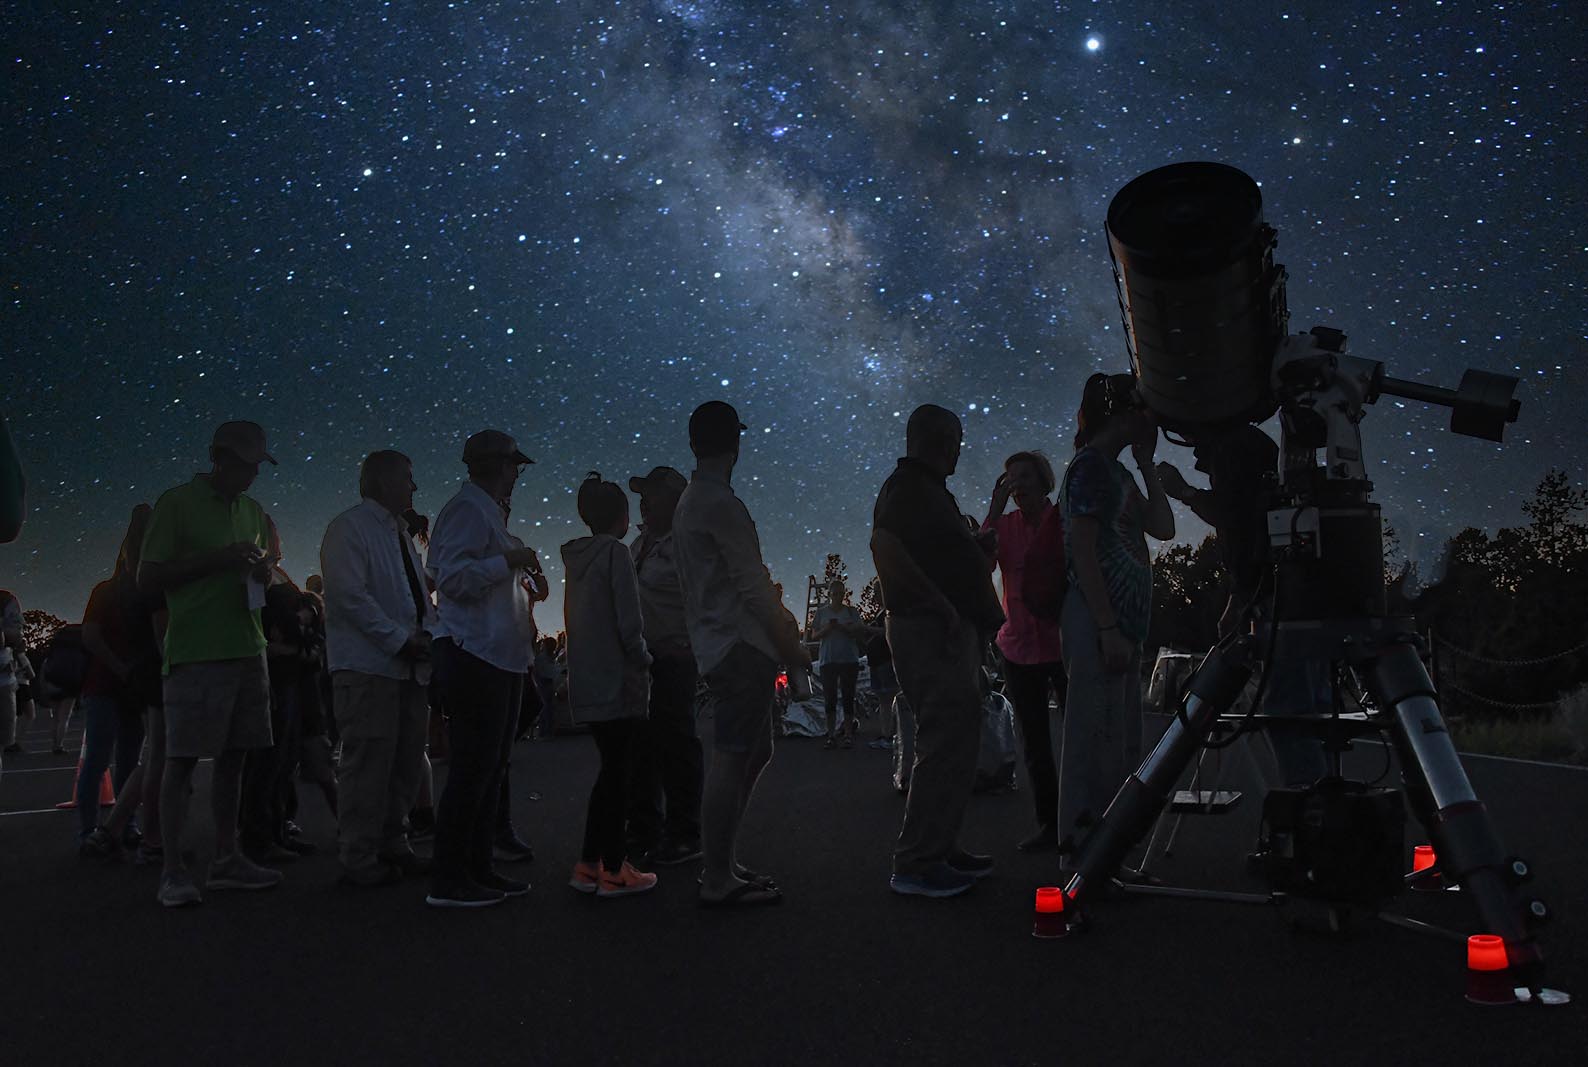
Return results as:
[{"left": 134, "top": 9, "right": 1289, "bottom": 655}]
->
[{"left": 1433, "top": 632, "right": 1588, "bottom": 668}]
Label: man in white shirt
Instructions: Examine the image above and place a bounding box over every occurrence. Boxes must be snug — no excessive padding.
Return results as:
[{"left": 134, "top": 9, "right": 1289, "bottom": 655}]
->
[
  {"left": 424, "top": 430, "right": 542, "bottom": 909},
  {"left": 320, "top": 450, "right": 438, "bottom": 888},
  {"left": 673, "top": 402, "right": 808, "bottom": 908}
]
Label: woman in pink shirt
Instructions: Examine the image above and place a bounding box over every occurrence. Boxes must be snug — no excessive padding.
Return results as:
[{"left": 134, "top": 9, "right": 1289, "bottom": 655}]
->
[{"left": 982, "top": 451, "right": 1066, "bottom": 852}]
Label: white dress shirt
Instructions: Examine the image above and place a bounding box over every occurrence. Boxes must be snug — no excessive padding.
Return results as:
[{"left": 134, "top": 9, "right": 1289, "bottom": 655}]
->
[
  {"left": 426, "top": 480, "right": 535, "bottom": 675},
  {"left": 320, "top": 497, "right": 440, "bottom": 683},
  {"left": 671, "top": 468, "right": 787, "bottom": 675}
]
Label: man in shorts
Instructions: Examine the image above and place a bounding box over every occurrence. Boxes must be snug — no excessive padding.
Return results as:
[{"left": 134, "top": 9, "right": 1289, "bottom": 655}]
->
[
  {"left": 140, "top": 420, "right": 284, "bottom": 907},
  {"left": 672, "top": 401, "right": 808, "bottom": 908}
]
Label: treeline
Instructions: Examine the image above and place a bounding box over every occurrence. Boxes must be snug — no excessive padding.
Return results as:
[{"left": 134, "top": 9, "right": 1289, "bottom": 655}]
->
[{"left": 1149, "top": 469, "right": 1588, "bottom": 722}]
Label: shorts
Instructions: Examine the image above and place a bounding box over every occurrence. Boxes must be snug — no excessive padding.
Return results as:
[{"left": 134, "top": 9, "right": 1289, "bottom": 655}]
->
[
  {"left": 163, "top": 653, "right": 273, "bottom": 759},
  {"left": 702, "top": 642, "right": 778, "bottom": 754}
]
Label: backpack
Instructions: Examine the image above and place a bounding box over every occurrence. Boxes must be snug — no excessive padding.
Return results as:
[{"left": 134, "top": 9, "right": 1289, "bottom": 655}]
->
[
  {"left": 42, "top": 624, "right": 90, "bottom": 696},
  {"left": 1020, "top": 506, "right": 1068, "bottom": 621}
]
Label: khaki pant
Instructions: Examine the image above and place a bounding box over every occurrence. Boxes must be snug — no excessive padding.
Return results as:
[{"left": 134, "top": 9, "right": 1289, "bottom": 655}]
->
[
  {"left": 332, "top": 672, "right": 428, "bottom": 872},
  {"left": 886, "top": 615, "right": 983, "bottom": 876}
]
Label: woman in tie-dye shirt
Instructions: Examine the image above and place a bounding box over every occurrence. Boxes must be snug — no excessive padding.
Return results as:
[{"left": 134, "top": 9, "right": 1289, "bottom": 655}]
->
[{"left": 1056, "top": 373, "right": 1175, "bottom": 861}]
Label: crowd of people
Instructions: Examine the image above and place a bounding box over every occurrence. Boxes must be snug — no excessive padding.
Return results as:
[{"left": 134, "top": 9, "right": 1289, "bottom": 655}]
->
[{"left": 3, "top": 373, "right": 1309, "bottom": 908}]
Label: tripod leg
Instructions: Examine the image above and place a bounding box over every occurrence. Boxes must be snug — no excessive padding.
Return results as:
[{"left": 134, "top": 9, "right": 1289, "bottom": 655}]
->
[
  {"left": 1363, "top": 641, "right": 1543, "bottom": 978},
  {"left": 1064, "top": 639, "right": 1256, "bottom": 913}
]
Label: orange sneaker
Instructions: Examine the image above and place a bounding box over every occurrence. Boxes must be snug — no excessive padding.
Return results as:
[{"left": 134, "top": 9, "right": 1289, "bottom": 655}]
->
[
  {"left": 597, "top": 861, "right": 658, "bottom": 898},
  {"left": 568, "top": 860, "right": 601, "bottom": 895}
]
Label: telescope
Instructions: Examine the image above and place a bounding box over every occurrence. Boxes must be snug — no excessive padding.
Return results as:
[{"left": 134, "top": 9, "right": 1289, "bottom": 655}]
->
[{"left": 1057, "top": 162, "right": 1564, "bottom": 1004}]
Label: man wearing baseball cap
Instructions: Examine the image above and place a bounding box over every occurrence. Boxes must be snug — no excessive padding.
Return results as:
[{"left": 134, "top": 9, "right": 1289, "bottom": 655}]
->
[
  {"left": 672, "top": 401, "right": 808, "bottom": 907},
  {"left": 424, "top": 429, "right": 542, "bottom": 908},
  {"left": 625, "top": 465, "right": 703, "bottom": 867},
  {"left": 138, "top": 420, "right": 282, "bottom": 907}
]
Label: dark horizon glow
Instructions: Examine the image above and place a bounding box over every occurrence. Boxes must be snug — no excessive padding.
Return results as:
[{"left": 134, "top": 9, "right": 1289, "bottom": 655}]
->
[{"left": 4, "top": 2, "right": 1585, "bottom": 625}]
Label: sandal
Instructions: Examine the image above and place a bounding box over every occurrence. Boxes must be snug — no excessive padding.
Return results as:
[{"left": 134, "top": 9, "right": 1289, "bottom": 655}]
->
[{"left": 698, "top": 881, "right": 784, "bottom": 908}]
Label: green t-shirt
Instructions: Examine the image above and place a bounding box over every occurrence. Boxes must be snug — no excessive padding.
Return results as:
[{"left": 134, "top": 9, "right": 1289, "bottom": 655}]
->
[{"left": 140, "top": 475, "right": 270, "bottom": 671}]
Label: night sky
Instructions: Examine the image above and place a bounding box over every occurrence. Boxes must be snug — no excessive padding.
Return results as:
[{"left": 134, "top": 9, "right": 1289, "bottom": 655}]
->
[{"left": 5, "top": 1, "right": 1585, "bottom": 626}]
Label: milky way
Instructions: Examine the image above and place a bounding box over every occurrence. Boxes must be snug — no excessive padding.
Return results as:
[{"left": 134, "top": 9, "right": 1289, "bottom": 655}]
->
[{"left": 5, "top": 1, "right": 1585, "bottom": 624}]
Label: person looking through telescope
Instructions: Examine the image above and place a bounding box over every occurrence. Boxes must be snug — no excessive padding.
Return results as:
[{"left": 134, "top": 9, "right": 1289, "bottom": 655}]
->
[
  {"left": 1156, "top": 426, "right": 1329, "bottom": 788},
  {"left": 1056, "top": 374, "right": 1174, "bottom": 864}
]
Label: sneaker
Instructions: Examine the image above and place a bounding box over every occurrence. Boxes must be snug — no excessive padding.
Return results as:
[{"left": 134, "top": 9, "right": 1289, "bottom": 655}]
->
[
  {"left": 157, "top": 871, "right": 203, "bottom": 908},
  {"left": 568, "top": 860, "right": 602, "bottom": 895},
  {"left": 597, "top": 861, "right": 658, "bottom": 899},
  {"left": 425, "top": 880, "right": 506, "bottom": 909},
  {"left": 889, "top": 862, "right": 976, "bottom": 899},
  {"left": 492, "top": 831, "right": 535, "bottom": 863},
  {"left": 1017, "top": 825, "right": 1059, "bottom": 853},
  {"left": 946, "top": 850, "right": 995, "bottom": 879},
  {"left": 867, "top": 737, "right": 893, "bottom": 751},
  {"left": 279, "top": 837, "right": 318, "bottom": 856},
  {"left": 206, "top": 852, "right": 285, "bottom": 891},
  {"left": 474, "top": 870, "right": 530, "bottom": 897},
  {"left": 647, "top": 839, "right": 704, "bottom": 867},
  {"left": 79, "top": 827, "right": 123, "bottom": 862},
  {"left": 135, "top": 842, "right": 164, "bottom": 867},
  {"left": 244, "top": 840, "right": 301, "bottom": 864}
]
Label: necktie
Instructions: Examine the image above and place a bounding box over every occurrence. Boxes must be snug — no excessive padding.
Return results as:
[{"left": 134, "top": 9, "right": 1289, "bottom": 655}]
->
[{"left": 397, "top": 528, "right": 426, "bottom": 629}]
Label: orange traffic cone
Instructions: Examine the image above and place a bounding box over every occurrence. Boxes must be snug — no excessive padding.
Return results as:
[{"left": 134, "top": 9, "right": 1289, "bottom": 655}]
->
[{"left": 55, "top": 738, "right": 115, "bottom": 810}]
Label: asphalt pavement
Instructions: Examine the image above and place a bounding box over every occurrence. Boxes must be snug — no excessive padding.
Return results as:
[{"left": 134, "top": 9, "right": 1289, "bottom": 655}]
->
[{"left": 1, "top": 710, "right": 1582, "bottom": 1065}]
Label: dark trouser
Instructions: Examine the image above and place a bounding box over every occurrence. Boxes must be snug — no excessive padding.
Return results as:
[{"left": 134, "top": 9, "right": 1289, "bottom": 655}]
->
[
  {"left": 626, "top": 652, "right": 703, "bottom": 850},
  {"left": 583, "top": 718, "right": 641, "bottom": 870},
  {"left": 76, "top": 693, "right": 145, "bottom": 837},
  {"left": 1002, "top": 659, "right": 1067, "bottom": 830},
  {"left": 887, "top": 615, "right": 983, "bottom": 876},
  {"left": 240, "top": 672, "right": 301, "bottom": 849},
  {"left": 820, "top": 661, "right": 860, "bottom": 737},
  {"left": 494, "top": 708, "right": 525, "bottom": 838},
  {"left": 432, "top": 639, "right": 523, "bottom": 884}
]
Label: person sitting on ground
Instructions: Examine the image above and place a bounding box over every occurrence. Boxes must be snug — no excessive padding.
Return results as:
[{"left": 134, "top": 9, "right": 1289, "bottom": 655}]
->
[
  {"left": 811, "top": 578, "right": 866, "bottom": 749},
  {"left": 139, "top": 420, "right": 285, "bottom": 907},
  {"left": 320, "top": 450, "right": 437, "bottom": 888},
  {"left": 673, "top": 401, "right": 808, "bottom": 908},
  {"left": 562, "top": 473, "right": 657, "bottom": 899}
]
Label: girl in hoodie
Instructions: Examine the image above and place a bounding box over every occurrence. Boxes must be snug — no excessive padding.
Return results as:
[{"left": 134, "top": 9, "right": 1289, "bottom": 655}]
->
[{"left": 561, "top": 473, "right": 657, "bottom": 898}]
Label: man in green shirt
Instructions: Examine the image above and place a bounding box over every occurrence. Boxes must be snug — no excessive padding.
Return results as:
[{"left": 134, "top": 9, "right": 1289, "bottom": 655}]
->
[{"left": 139, "top": 421, "right": 284, "bottom": 907}]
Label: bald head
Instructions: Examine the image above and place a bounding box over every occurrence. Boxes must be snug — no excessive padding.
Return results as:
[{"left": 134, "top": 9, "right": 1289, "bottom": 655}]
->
[{"left": 906, "top": 404, "right": 963, "bottom": 477}]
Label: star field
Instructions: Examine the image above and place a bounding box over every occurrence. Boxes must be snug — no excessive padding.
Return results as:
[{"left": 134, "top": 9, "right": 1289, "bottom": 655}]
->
[{"left": 4, "top": 1, "right": 1585, "bottom": 623}]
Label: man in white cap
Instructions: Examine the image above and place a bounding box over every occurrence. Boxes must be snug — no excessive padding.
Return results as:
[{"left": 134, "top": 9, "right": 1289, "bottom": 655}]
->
[
  {"left": 424, "top": 429, "right": 542, "bottom": 908},
  {"left": 139, "top": 420, "right": 284, "bottom": 907}
]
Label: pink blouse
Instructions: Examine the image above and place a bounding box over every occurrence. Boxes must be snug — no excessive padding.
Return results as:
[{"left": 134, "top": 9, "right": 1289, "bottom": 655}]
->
[{"left": 985, "top": 506, "right": 1065, "bottom": 666}]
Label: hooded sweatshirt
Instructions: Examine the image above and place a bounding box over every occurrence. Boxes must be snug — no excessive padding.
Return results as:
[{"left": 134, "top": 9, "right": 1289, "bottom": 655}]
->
[{"left": 561, "top": 533, "right": 651, "bottom": 723}]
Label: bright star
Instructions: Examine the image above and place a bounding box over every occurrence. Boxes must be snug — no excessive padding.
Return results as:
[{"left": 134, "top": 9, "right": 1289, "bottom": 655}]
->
[
  {"left": 362, "top": 167, "right": 373, "bottom": 177},
  {"left": 1086, "top": 36, "right": 1102, "bottom": 52}
]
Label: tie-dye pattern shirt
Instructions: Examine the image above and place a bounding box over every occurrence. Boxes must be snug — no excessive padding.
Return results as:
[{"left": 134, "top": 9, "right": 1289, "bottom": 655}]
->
[{"left": 1060, "top": 447, "right": 1151, "bottom": 642}]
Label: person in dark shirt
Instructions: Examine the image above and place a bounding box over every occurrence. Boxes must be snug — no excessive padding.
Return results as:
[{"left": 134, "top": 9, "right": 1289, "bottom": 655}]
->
[
  {"left": 76, "top": 505, "right": 163, "bottom": 857},
  {"left": 871, "top": 404, "right": 1004, "bottom": 899},
  {"left": 1157, "top": 423, "right": 1328, "bottom": 785}
]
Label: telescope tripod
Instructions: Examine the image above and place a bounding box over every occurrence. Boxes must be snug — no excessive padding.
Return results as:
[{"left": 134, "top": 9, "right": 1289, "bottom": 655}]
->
[{"left": 1059, "top": 625, "right": 1563, "bottom": 998}]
